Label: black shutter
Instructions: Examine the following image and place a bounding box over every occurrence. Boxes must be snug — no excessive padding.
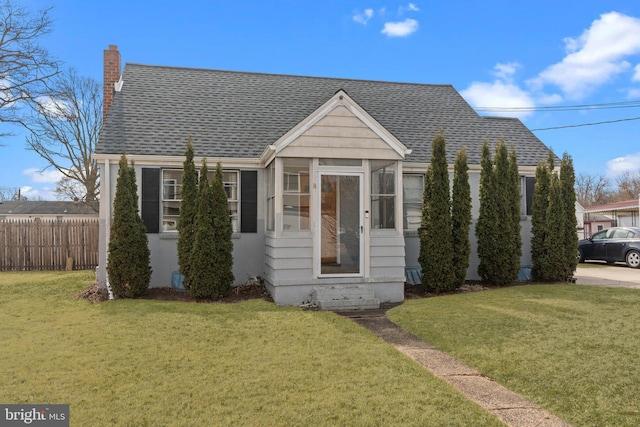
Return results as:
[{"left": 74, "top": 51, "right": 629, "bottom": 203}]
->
[
  {"left": 525, "top": 176, "right": 536, "bottom": 216},
  {"left": 141, "top": 168, "right": 160, "bottom": 233},
  {"left": 240, "top": 170, "right": 258, "bottom": 233}
]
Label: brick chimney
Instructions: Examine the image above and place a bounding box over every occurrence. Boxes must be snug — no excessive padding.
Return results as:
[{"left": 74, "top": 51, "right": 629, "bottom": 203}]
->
[{"left": 103, "top": 45, "right": 121, "bottom": 120}]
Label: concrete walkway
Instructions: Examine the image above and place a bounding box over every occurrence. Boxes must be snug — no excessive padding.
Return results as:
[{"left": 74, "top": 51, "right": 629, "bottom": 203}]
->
[
  {"left": 574, "top": 264, "right": 640, "bottom": 289},
  {"left": 339, "top": 310, "right": 571, "bottom": 427}
]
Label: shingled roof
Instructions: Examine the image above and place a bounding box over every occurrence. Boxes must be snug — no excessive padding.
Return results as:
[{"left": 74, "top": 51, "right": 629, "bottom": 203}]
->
[
  {"left": 0, "top": 201, "right": 98, "bottom": 215},
  {"left": 96, "top": 63, "right": 552, "bottom": 165}
]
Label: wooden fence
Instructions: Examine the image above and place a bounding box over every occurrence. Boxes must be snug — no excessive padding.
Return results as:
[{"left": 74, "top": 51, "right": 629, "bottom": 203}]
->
[{"left": 0, "top": 219, "right": 99, "bottom": 271}]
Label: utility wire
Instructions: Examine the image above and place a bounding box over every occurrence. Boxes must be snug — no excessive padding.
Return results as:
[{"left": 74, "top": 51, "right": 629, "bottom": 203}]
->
[
  {"left": 476, "top": 100, "right": 640, "bottom": 112},
  {"left": 531, "top": 116, "right": 640, "bottom": 131}
]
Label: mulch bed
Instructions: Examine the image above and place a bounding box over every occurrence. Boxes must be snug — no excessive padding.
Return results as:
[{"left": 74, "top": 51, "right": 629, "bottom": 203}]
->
[
  {"left": 77, "top": 282, "right": 273, "bottom": 304},
  {"left": 79, "top": 280, "right": 533, "bottom": 304}
]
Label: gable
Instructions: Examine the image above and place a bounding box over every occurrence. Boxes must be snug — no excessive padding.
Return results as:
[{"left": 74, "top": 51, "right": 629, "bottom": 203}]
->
[{"left": 263, "top": 90, "right": 408, "bottom": 163}]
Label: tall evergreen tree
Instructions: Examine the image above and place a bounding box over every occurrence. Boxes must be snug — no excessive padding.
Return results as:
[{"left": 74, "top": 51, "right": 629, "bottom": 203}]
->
[
  {"left": 107, "top": 153, "right": 152, "bottom": 298},
  {"left": 476, "top": 141, "right": 496, "bottom": 283},
  {"left": 418, "top": 161, "right": 432, "bottom": 286},
  {"left": 188, "top": 160, "right": 218, "bottom": 299},
  {"left": 491, "top": 140, "right": 520, "bottom": 286},
  {"left": 508, "top": 147, "right": 522, "bottom": 279},
  {"left": 451, "top": 147, "right": 471, "bottom": 289},
  {"left": 531, "top": 161, "right": 551, "bottom": 281},
  {"left": 177, "top": 136, "right": 198, "bottom": 289},
  {"left": 476, "top": 141, "right": 522, "bottom": 286},
  {"left": 541, "top": 174, "right": 566, "bottom": 281},
  {"left": 419, "top": 131, "right": 454, "bottom": 293},
  {"left": 211, "top": 163, "right": 234, "bottom": 296},
  {"left": 547, "top": 149, "right": 556, "bottom": 170},
  {"left": 560, "top": 152, "right": 578, "bottom": 279}
]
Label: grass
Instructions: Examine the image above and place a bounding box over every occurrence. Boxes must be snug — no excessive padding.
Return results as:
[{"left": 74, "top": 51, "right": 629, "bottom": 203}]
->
[
  {"left": 388, "top": 284, "right": 640, "bottom": 427},
  {"left": 0, "top": 271, "right": 502, "bottom": 427}
]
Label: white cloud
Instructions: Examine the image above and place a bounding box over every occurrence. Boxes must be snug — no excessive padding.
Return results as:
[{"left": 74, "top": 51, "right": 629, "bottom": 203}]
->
[
  {"left": 381, "top": 18, "right": 419, "bottom": 37},
  {"left": 19, "top": 186, "right": 57, "bottom": 201},
  {"left": 353, "top": 8, "right": 374, "bottom": 25},
  {"left": 399, "top": 3, "right": 420, "bottom": 14},
  {"left": 530, "top": 12, "right": 640, "bottom": 100},
  {"left": 492, "top": 62, "right": 520, "bottom": 83},
  {"left": 633, "top": 64, "right": 640, "bottom": 82},
  {"left": 627, "top": 88, "right": 640, "bottom": 98},
  {"left": 461, "top": 81, "right": 535, "bottom": 119},
  {"left": 23, "top": 168, "right": 63, "bottom": 184},
  {"left": 606, "top": 152, "right": 640, "bottom": 176},
  {"left": 461, "top": 63, "right": 536, "bottom": 119}
]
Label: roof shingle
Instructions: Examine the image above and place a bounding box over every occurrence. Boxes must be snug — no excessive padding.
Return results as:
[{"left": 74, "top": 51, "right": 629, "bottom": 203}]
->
[{"left": 96, "top": 64, "right": 552, "bottom": 165}]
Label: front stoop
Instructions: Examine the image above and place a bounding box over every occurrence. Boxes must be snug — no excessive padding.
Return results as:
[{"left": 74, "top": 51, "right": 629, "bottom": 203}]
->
[{"left": 312, "top": 285, "right": 380, "bottom": 310}]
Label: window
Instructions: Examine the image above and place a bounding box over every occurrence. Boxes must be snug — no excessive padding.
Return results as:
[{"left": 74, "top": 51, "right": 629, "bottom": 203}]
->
[
  {"left": 521, "top": 176, "right": 535, "bottom": 216},
  {"left": 371, "top": 160, "right": 396, "bottom": 229},
  {"left": 222, "top": 171, "right": 239, "bottom": 233},
  {"left": 267, "top": 162, "right": 275, "bottom": 231},
  {"left": 162, "top": 168, "right": 239, "bottom": 233},
  {"left": 592, "top": 229, "right": 608, "bottom": 240},
  {"left": 162, "top": 170, "right": 182, "bottom": 231},
  {"left": 283, "top": 158, "right": 310, "bottom": 231},
  {"left": 403, "top": 174, "right": 423, "bottom": 230}
]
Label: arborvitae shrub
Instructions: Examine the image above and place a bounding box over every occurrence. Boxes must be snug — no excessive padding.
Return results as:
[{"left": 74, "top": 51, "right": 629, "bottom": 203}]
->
[
  {"left": 188, "top": 160, "right": 218, "bottom": 299},
  {"left": 451, "top": 147, "right": 471, "bottom": 289},
  {"left": 211, "top": 163, "right": 234, "bottom": 296},
  {"left": 177, "top": 137, "right": 198, "bottom": 289},
  {"left": 419, "top": 131, "right": 454, "bottom": 293},
  {"left": 107, "top": 153, "right": 152, "bottom": 298}
]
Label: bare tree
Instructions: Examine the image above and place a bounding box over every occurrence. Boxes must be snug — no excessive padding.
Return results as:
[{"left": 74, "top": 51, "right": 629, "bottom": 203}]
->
[
  {"left": 0, "top": 0, "right": 60, "bottom": 137},
  {"left": 614, "top": 170, "right": 640, "bottom": 201},
  {"left": 24, "top": 69, "right": 100, "bottom": 201},
  {"left": 575, "top": 173, "right": 611, "bottom": 207},
  {"left": 0, "top": 186, "right": 27, "bottom": 200}
]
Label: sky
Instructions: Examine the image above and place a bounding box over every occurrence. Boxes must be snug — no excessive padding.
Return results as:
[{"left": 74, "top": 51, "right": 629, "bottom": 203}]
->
[{"left": 2, "top": 0, "right": 640, "bottom": 200}]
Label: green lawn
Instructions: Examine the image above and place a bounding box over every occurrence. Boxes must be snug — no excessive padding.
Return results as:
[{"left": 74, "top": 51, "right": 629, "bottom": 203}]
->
[
  {"left": 388, "top": 284, "right": 640, "bottom": 427},
  {"left": 0, "top": 272, "right": 502, "bottom": 427}
]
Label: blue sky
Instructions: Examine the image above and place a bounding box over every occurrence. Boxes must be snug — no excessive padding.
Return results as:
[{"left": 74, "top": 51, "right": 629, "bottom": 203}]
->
[{"left": 3, "top": 0, "right": 640, "bottom": 200}]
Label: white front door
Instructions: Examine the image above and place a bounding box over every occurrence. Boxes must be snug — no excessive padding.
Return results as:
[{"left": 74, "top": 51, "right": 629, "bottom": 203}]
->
[{"left": 318, "top": 173, "right": 363, "bottom": 276}]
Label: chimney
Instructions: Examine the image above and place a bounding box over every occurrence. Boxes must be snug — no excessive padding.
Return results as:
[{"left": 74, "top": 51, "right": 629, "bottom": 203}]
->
[{"left": 103, "top": 45, "right": 121, "bottom": 120}]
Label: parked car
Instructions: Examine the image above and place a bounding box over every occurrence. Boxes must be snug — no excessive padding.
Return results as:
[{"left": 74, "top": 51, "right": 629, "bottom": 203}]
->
[{"left": 578, "top": 227, "right": 640, "bottom": 268}]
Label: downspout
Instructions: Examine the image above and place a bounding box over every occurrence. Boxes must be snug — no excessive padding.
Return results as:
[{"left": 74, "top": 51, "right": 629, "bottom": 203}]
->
[{"left": 104, "top": 158, "right": 114, "bottom": 300}]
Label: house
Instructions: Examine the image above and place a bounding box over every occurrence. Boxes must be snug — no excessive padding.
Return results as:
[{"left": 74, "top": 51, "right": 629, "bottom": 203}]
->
[
  {"left": 575, "top": 201, "right": 586, "bottom": 238},
  {"left": 0, "top": 201, "right": 98, "bottom": 221},
  {"left": 583, "top": 198, "right": 640, "bottom": 237},
  {"left": 94, "top": 45, "right": 553, "bottom": 307}
]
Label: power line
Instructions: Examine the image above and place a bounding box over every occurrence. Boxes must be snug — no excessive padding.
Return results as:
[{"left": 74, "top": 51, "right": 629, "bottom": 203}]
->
[
  {"left": 531, "top": 116, "right": 640, "bottom": 131},
  {"left": 476, "top": 99, "right": 640, "bottom": 113}
]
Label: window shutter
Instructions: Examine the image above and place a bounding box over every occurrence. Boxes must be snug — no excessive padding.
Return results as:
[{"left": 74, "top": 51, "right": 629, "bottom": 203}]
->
[
  {"left": 141, "top": 168, "right": 160, "bottom": 233},
  {"left": 241, "top": 170, "right": 258, "bottom": 233},
  {"left": 525, "top": 176, "right": 536, "bottom": 216}
]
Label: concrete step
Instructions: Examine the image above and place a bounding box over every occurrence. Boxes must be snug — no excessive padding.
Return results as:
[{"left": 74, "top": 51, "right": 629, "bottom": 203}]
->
[{"left": 312, "top": 285, "right": 380, "bottom": 310}]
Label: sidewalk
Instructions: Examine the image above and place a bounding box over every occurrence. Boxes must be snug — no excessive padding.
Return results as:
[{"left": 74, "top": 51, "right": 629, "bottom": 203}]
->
[
  {"left": 574, "top": 265, "right": 640, "bottom": 289},
  {"left": 339, "top": 310, "right": 571, "bottom": 427}
]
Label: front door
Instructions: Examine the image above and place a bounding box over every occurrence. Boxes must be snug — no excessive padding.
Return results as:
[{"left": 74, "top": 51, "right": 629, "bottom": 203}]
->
[{"left": 319, "top": 173, "right": 363, "bottom": 276}]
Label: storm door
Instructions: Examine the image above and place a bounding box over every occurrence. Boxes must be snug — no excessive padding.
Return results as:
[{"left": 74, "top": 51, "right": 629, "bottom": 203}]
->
[{"left": 318, "top": 173, "right": 363, "bottom": 276}]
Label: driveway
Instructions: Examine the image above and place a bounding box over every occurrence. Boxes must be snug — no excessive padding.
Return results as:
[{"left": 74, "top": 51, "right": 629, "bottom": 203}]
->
[{"left": 574, "top": 263, "right": 640, "bottom": 289}]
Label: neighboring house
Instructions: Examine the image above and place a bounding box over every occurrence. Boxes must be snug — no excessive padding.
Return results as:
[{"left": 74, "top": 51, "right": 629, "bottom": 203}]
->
[
  {"left": 0, "top": 201, "right": 99, "bottom": 221},
  {"left": 583, "top": 198, "right": 640, "bottom": 237},
  {"left": 94, "top": 45, "right": 554, "bottom": 307},
  {"left": 575, "top": 201, "right": 586, "bottom": 238}
]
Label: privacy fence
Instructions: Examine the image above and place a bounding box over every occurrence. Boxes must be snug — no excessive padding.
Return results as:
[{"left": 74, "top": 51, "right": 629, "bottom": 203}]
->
[{"left": 0, "top": 219, "right": 99, "bottom": 271}]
